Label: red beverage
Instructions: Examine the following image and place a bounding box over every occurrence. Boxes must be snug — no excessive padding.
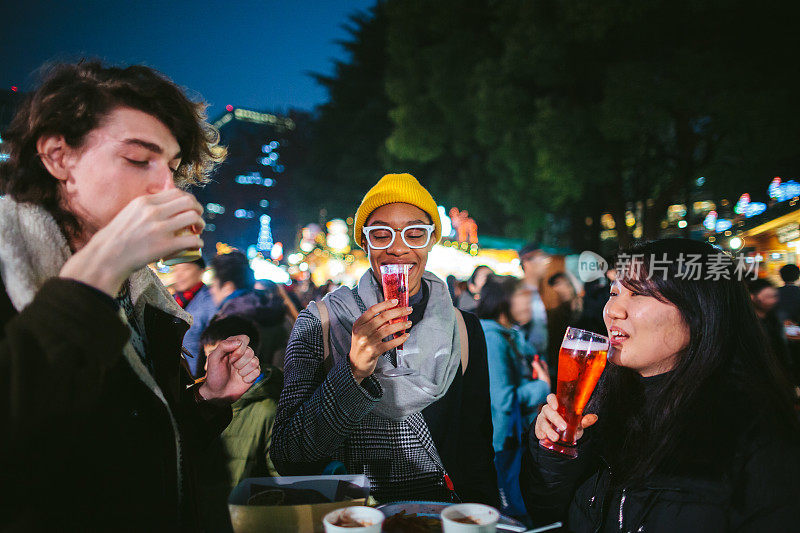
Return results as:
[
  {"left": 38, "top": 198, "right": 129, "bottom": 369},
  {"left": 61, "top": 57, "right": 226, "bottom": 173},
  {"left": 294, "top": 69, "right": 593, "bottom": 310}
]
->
[
  {"left": 540, "top": 328, "right": 608, "bottom": 458},
  {"left": 379, "top": 264, "right": 410, "bottom": 350}
]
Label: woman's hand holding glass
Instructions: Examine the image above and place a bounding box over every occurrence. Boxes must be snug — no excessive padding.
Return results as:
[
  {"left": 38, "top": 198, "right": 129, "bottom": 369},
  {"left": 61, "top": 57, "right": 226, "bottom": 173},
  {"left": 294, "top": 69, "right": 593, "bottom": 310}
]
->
[
  {"left": 349, "top": 299, "right": 412, "bottom": 383},
  {"left": 534, "top": 393, "right": 598, "bottom": 445}
]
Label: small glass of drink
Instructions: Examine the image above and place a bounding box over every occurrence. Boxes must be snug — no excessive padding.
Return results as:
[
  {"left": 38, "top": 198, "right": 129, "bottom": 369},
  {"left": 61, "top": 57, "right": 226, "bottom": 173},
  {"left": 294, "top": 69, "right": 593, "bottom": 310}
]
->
[
  {"left": 539, "top": 327, "right": 608, "bottom": 458},
  {"left": 379, "top": 263, "right": 414, "bottom": 377},
  {"left": 158, "top": 225, "right": 202, "bottom": 267}
]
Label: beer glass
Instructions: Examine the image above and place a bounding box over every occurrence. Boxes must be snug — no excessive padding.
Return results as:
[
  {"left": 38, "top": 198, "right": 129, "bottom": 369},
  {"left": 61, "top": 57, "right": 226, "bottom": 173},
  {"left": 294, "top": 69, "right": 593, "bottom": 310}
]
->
[
  {"left": 379, "top": 264, "right": 415, "bottom": 377},
  {"left": 539, "top": 327, "right": 608, "bottom": 458}
]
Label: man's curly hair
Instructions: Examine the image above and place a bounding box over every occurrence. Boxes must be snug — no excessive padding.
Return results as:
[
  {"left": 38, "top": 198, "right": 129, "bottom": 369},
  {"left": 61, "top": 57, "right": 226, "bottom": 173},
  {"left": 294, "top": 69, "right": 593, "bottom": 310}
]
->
[{"left": 0, "top": 60, "right": 226, "bottom": 239}]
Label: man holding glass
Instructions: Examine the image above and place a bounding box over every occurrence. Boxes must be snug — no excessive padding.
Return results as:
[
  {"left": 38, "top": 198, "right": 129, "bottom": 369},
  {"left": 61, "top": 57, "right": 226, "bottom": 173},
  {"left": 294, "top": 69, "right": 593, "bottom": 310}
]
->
[
  {"left": 272, "top": 173, "right": 498, "bottom": 505},
  {"left": 0, "top": 61, "right": 261, "bottom": 530}
]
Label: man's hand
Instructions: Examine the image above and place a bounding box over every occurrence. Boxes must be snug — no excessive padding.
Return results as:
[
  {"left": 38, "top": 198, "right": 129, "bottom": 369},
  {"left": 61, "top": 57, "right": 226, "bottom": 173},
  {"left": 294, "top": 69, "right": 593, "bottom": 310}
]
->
[
  {"left": 199, "top": 335, "right": 261, "bottom": 403},
  {"left": 59, "top": 189, "right": 204, "bottom": 296}
]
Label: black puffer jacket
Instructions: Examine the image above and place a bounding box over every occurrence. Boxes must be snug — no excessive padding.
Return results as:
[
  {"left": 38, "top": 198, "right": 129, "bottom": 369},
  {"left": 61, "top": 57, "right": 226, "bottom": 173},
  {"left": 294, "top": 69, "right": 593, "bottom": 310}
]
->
[{"left": 520, "top": 408, "right": 800, "bottom": 532}]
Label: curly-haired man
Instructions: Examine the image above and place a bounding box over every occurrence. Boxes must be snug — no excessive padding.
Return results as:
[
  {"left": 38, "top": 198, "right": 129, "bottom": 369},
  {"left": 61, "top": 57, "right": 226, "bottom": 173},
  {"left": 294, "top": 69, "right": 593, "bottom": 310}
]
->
[{"left": 0, "top": 61, "right": 260, "bottom": 530}]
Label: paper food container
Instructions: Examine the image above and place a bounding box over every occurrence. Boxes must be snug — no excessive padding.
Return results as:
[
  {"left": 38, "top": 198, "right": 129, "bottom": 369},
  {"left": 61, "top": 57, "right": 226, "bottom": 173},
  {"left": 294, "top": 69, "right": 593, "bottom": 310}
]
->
[{"left": 228, "top": 475, "right": 371, "bottom": 533}]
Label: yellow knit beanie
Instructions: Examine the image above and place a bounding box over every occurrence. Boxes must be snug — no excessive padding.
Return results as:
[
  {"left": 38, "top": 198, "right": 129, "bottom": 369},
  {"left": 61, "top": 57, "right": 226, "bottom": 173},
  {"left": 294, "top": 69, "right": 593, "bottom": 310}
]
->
[{"left": 354, "top": 173, "right": 442, "bottom": 249}]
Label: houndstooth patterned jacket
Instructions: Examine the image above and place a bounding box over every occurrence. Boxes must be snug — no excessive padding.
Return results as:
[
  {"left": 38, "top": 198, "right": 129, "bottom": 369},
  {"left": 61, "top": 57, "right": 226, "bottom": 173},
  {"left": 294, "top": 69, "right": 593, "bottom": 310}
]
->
[{"left": 271, "top": 308, "right": 454, "bottom": 502}]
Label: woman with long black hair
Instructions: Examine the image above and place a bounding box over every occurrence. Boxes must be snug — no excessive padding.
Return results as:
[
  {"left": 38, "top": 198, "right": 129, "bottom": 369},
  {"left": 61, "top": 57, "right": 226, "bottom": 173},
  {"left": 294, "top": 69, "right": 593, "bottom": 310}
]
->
[{"left": 521, "top": 239, "right": 800, "bottom": 532}]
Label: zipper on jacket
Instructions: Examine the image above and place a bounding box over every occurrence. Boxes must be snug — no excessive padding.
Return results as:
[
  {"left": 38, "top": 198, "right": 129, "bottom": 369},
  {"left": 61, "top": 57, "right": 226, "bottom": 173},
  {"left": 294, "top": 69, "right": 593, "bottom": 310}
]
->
[
  {"left": 618, "top": 488, "right": 627, "bottom": 531},
  {"left": 592, "top": 457, "right": 612, "bottom": 533}
]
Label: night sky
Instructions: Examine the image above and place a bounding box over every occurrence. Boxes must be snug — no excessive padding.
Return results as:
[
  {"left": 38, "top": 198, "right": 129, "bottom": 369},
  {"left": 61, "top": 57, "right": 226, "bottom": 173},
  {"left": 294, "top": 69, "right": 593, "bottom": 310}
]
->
[{"left": 0, "top": 0, "right": 377, "bottom": 117}]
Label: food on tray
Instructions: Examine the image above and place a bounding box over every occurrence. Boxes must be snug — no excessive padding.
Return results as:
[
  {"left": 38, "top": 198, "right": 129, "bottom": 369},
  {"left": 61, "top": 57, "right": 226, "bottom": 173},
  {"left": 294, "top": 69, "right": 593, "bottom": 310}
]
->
[
  {"left": 332, "top": 512, "right": 372, "bottom": 527},
  {"left": 382, "top": 511, "right": 441, "bottom": 533}
]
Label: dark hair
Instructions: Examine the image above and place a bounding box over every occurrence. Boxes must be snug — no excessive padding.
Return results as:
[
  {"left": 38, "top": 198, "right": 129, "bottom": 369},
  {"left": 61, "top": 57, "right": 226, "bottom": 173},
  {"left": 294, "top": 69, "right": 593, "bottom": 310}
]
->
[
  {"left": 200, "top": 315, "right": 260, "bottom": 349},
  {"left": 468, "top": 265, "right": 493, "bottom": 285},
  {"left": 747, "top": 278, "right": 775, "bottom": 296},
  {"left": 518, "top": 242, "right": 541, "bottom": 259},
  {"left": 217, "top": 283, "right": 286, "bottom": 327},
  {"left": 779, "top": 264, "right": 800, "bottom": 283},
  {"left": 0, "top": 61, "right": 226, "bottom": 240},
  {"left": 547, "top": 272, "right": 568, "bottom": 286},
  {"left": 476, "top": 275, "right": 521, "bottom": 321},
  {"left": 210, "top": 251, "right": 255, "bottom": 290},
  {"left": 446, "top": 274, "right": 458, "bottom": 302},
  {"left": 593, "top": 238, "right": 798, "bottom": 485}
]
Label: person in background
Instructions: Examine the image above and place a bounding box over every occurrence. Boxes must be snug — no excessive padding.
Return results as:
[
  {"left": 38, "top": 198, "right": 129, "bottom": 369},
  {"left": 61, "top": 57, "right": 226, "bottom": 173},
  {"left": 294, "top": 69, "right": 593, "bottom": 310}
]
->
[
  {"left": 777, "top": 264, "right": 800, "bottom": 323},
  {"left": 518, "top": 244, "right": 551, "bottom": 364},
  {"left": 172, "top": 256, "right": 217, "bottom": 377},
  {"left": 209, "top": 251, "right": 289, "bottom": 369},
  {"left": 776, "top": 264, "right": 800, "bottom": 386},
  {"left": 209, "top": 250, "right": 256, "bottom": 309},
  {"left": 290, "top": 276, "right": 317, "bottom": 310},
  {"left": 545, "top": 272, "right": 582, "bottom": 384},
  {"left": 456, "top": 265, "right": 494, "bottom": 312},
  {"left": 255, "top": 278, "right": 298, "bottom": 322},
  {"left": 477, "top": 275, "right": 550, "bottom": 519},
  {"left": 456, "top": 279, "right": 469, "bottom": 304},
  {"left": 197, "top": 315, "right": 283, "bottom": 532},
  {"left": 316, "top": 279, "right": 339, "bottom": 299},
  {"left": 575, "top": 257, "right": 614, "bottom": 336},
  {"left": 748, "top": 278, "right": 791, "bottom": 371},
  {"left": 0, "top": 61, "right": 260, "bottom": 530}
]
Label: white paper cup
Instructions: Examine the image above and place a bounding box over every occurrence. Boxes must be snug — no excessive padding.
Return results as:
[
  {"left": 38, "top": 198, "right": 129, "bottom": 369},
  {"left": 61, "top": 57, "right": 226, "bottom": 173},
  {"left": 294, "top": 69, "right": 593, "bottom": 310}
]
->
[
  {"left": 441, "top": 503, "right": 499, "bottom": 533},
  {"left": 323, "top": 506, "right": 384, "bottom": 533}
]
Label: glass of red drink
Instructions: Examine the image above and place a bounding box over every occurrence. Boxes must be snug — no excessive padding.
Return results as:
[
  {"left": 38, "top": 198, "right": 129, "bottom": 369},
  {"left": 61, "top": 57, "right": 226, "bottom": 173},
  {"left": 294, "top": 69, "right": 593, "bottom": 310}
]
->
[
  {"left": 539, "top": 327, "right": 608, "bottom": 458},
  {"left": 379, "top": 264, "right": 414, "bottom": 377}
]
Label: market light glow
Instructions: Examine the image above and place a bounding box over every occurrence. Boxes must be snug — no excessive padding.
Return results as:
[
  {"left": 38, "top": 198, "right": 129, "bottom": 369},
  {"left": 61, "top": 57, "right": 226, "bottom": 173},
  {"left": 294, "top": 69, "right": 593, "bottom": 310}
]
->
[
  {"left": 257, "top": 214, "right": 274, "bottom": 251},
  {"left": 251, "top": 256, "right": 290, "bottom": 284},
  {"left": 769, "top": 177, "right": 800, "bottom": 202},
  {"left": 270, "top": 242, "right": 284, "bottom": 261},
  {"left": 235, "top": 172, "right": 274, "bottom": 187}
]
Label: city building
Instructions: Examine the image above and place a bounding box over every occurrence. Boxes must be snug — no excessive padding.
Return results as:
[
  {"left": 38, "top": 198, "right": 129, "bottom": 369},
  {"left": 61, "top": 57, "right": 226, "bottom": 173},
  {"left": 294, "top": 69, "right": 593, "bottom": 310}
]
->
[{"left": 192, "top": 107, "right": 307, "bottom": 262}]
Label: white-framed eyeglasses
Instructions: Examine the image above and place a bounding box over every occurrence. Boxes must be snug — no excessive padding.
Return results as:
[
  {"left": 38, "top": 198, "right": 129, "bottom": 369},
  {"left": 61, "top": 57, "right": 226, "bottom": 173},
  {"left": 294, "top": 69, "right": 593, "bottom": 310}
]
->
[{"left": 362, "top": 224, "right": 435, "bottom": 250}]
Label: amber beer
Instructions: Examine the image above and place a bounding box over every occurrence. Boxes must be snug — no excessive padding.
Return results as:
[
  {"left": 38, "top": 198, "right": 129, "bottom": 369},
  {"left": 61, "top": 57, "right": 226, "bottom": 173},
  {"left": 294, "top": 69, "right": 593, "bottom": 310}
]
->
[{"left": 540, "top": 327, "right": 608, "bottom": 458}]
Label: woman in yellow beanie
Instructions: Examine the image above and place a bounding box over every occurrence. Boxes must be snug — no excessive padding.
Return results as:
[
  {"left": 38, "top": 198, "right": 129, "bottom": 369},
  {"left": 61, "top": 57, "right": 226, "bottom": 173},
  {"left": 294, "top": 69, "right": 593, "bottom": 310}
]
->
[{"left": 272, "top": 174, "right": 499, "bottom": 505}]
